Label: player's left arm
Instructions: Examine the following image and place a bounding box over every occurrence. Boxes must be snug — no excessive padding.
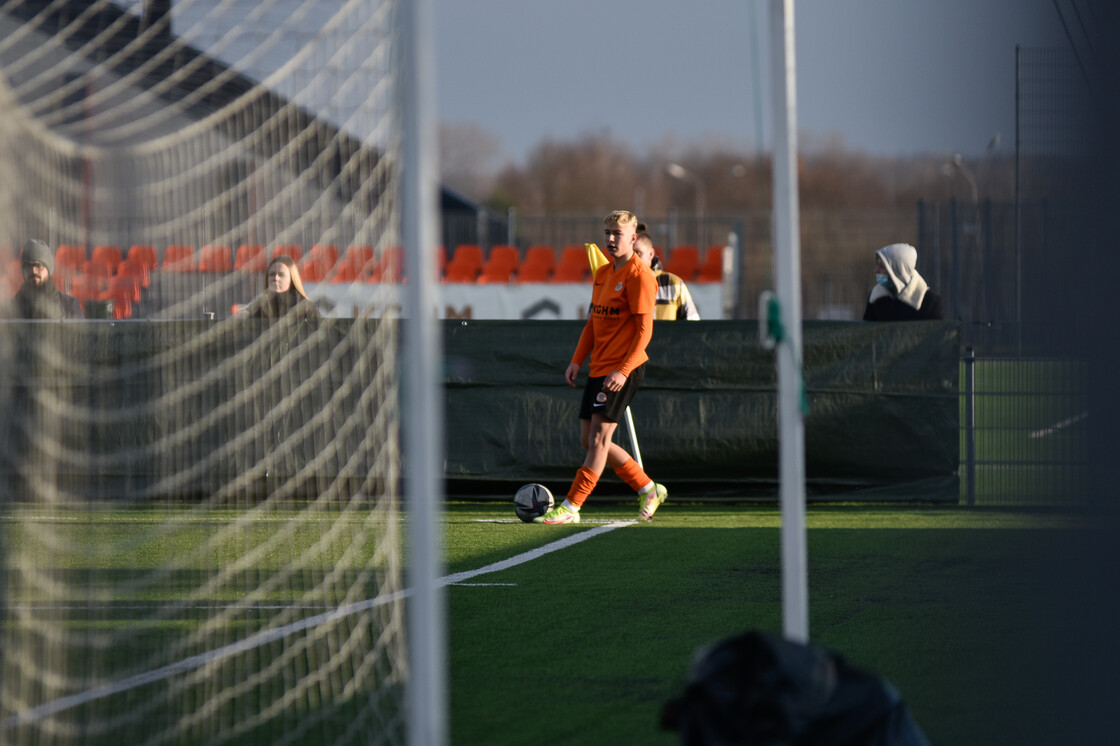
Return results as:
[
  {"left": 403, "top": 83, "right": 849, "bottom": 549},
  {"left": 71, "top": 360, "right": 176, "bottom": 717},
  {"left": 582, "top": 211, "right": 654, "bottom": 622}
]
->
[
  {"left": 603, "top": 270, "right": 656, "bottom": 391},
  {"left": 603, "top": 312, "right": 652, "bottom": 391}
]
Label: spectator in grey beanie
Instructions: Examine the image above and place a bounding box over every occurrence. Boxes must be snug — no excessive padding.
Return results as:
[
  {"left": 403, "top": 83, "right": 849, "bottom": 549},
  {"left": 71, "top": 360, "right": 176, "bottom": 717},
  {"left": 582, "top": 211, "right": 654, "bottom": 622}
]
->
[{"left": 2, "top": 239, "right": 85, "bottom": 319}]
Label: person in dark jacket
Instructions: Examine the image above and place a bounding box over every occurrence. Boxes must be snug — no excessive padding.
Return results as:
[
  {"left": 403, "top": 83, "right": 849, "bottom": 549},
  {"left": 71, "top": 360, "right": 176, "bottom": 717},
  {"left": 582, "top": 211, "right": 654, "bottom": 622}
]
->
[
  {"left": 862, "top": 242, "right": 944, "bottom": 321},
  {"left": 3, "top": 239, "right": 85, "bottom": 319},
  {"left": 241, "top": 255, "right": 321, "bottom": 319}
]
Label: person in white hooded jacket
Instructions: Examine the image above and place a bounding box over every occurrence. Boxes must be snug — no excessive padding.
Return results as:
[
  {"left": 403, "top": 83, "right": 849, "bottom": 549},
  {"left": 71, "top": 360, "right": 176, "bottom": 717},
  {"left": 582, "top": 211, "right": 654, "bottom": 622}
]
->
[{"left": 862, "top": 242, "right": 944, "bottom": 321}]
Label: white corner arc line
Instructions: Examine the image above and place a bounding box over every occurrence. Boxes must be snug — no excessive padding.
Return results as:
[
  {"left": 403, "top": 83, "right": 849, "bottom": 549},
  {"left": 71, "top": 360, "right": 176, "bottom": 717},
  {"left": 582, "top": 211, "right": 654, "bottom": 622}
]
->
[{"left": 1, "top": 520, "right": 633, "bottom": 730}]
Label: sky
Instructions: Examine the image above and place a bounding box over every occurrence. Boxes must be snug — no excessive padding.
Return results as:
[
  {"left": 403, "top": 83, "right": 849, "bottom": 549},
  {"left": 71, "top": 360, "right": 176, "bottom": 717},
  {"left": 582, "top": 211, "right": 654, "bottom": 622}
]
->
[{"left": 434, "top": 0, "right": 1074, "bottom": 165}]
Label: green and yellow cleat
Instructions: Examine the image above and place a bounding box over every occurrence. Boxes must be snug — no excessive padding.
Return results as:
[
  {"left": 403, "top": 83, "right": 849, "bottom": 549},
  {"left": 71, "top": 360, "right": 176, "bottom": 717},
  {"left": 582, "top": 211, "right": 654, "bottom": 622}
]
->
[
  {"left": 639, "top": 483, "right": 668, "bottom": 521},
  {"left": 533, "top": 503, "right": 581, "bottom": 525}
]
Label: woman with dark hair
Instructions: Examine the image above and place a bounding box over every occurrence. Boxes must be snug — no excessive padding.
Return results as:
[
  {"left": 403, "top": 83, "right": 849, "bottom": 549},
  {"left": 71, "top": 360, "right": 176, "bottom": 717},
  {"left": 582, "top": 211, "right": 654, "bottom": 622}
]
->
[{"left": 243, "top": 255, "right": 321, "bottom": 319}]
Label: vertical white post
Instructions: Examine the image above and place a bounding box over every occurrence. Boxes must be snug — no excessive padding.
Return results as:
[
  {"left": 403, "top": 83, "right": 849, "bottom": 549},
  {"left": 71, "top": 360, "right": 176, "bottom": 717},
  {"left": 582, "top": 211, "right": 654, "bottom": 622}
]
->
[
  {"left": 400, "top": 0, "right": 447, "bottom": 744},
  {"left": 623, "top": 407, "right": 643, "bottom": 469},
  {"left": 770, "top": 0, "right": 809, "bottom": 643}
]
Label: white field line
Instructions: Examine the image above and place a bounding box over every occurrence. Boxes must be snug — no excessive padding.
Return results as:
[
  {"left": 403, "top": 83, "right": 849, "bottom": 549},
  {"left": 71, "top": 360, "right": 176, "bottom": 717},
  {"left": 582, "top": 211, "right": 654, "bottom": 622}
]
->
[
  {"left": 1, "top": 520, "right": 634, "bottom": 730},
  {"left": 1029, "top": 410, "right": 1088, "bottom": 439}
]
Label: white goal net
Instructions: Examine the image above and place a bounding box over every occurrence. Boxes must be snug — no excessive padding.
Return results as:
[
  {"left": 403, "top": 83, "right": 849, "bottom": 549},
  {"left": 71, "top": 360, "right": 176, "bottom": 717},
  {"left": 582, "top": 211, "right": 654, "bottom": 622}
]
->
[{"left": 0, "top": 2, "right": 421, "bottom": 743}]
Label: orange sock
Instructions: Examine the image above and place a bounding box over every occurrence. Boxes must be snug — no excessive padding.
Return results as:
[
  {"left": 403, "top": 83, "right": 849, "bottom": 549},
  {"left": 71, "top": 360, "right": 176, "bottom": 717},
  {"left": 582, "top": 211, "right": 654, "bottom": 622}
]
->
[
  {"left": 613, "top": 458, "right": 652, "bottom": 493},
  {"left": 566, "top": 465, "right": 599, "bottom": 508}
]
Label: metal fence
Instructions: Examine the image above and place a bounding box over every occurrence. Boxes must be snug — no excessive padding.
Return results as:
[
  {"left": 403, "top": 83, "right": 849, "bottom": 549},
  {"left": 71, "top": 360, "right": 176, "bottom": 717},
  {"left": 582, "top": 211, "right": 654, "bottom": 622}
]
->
[
  {"left": 960, "top": 349, "right": 1089, "bottom": 507},
  {"left": 445, "top": 200, "right": 1065, "bottom": 340}
]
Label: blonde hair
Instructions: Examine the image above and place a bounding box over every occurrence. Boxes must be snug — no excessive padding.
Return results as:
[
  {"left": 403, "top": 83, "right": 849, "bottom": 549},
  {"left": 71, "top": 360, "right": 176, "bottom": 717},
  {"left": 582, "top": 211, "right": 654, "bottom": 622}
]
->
[
  {"left": 603, "top": 210, "right": 639, "bottom": 230},
  {"left": 267, "top": 255, "right": 310, "bottom": 299}
]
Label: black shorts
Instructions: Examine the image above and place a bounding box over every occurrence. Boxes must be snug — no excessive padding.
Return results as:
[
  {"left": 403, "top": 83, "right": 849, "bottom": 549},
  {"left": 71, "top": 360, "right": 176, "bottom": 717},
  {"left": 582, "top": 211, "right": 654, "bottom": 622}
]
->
[{"left": 579, "top": 364, "right": 645, "bottom": 422}]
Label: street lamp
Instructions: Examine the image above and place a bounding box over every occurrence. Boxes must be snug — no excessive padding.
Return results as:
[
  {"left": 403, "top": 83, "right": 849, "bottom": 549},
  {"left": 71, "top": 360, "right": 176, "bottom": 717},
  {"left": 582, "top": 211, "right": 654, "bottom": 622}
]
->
[
  {"left": 667, "top": 162, "right": 706, "bottom": 247},
  {"left": 951, "top": 153, "right": 981, "bottom": 240},
  {"left": 666, "top": 163, "right": 706, "bottom": 219},
  {"left": 951, "top": 153, "right": 979, "bottom": 208}
]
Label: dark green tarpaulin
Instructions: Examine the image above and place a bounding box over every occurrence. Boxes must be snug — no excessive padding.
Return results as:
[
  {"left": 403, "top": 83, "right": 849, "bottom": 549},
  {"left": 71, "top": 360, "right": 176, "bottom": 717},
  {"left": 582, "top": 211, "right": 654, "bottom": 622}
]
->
[
  {"left": 445, "top": 320, "right": 959, "bottom": 501},
  {"left": 0, "top": 319, "right": 957, "bottom": 503},
  {"left": 0, "top": 320, "right": 391, "bottom": 502}
]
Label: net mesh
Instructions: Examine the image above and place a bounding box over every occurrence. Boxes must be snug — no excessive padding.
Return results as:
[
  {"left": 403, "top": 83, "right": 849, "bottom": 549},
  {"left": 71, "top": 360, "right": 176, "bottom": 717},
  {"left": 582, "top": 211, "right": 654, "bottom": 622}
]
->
[{"left": 0, "top": 2, "right": 408, "bottom": 743}]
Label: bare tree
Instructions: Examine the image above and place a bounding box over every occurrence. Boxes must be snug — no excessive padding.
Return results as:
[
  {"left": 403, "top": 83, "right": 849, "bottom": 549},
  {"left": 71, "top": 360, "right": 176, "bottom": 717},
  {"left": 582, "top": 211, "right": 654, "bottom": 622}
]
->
[{"left": 439, "top": 123, "right": 504, "bottom": 202}]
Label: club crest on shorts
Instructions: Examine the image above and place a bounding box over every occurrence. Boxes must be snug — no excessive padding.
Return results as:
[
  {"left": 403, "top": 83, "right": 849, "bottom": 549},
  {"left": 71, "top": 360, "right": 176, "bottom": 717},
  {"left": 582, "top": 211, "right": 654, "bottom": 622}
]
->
[{"left": 595, "top": 392, "right": 608, "bottom": 403}]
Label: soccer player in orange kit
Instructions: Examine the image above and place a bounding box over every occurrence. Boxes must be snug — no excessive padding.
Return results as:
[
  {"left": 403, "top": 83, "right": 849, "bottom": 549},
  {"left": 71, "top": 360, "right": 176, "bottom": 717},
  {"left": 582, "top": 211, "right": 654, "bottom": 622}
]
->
[{"left": 535, "top": 210, "right": 668, "bottom": 524}]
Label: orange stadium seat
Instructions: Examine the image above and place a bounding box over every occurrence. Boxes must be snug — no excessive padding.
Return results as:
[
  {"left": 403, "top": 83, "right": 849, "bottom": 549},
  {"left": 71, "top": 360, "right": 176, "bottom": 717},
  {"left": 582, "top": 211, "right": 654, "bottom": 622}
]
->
[
  {"left": 484, "top": 245, "right": 519, "bottom": 273},
  {"left": 445, "top": 244, "right": 483, "bottom": 282},
  {"left": 334, "top": 245, "right": 375, "bottom": 283},
  {"left": 698, "top": 245, "right": 724, "bottom": 282},
  {"left": 297, "top": 256, "right": 325, "bottom": 283},
  {"left": 55, "top": 244, "right": 87, "bottom": 271},
  {"left": 551, "top": 245, "right": 591, "bottom": 283},
  {"left": 198, "top": 245, "right": 233, "bottom": 273},
  {"left": 665, "top": 245, "right": 700, "bottom": 281},
  {"left": 516, "top": 262, "right": 552, "bottom": 283},
  {"left": 91, "top": 245, "right": 123, "bottom": 268},
  {"left": 116, "top": 258, "right": 150, "bottom": 289},
  {"left": 69, "top": 274, "right": 104, "bottom": 308},
  {"left": 127, "top": 245, "right": 158, "bottom": 272},
  {"left": 271, "top": 244, "right": 302, "bottom": 263},
  {"left": 2, "top": 258, "right": 20, "bottom": 296},
  {"left": 162, "top": 245, "right": 197, "bottom": 272},
  {"left": 379, "top": 246, "right": 405, "bottom": 283},
  {"left": 476, "top": 245, "right": 518, "bottom": 284},
  {"left": 443, "top": 263, "right": 478, "bottom": 284},
  {"left": 331, "top": 263, "right": 359, "bottom": 283},
  {"left": 235, "top": 244, "right": 267, "bottom": 272},
  {"left": 516, "top": 245, "right": 555, "bottom": 283},
  {"left": 108, "top": 273, "right": 142, "bottom": 304},
  {"left": 476, "top": 264, "right": 515, "bottom": 284},
  {"left": 81, "top": 260, "right": 112, "bottom": 286},
  {"left": 309, "top": 243, "right": 339, "bottom": 268},
  {"left": 300, "top": 244, "right": 336, "bottom": 283},
  {"left": 523, "top": 245, "right": 555, "bottom": 271}
]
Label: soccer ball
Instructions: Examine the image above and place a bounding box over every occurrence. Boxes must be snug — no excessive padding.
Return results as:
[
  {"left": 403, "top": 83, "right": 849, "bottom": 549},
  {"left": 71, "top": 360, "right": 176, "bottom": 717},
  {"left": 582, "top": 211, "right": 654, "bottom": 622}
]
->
[{"left": 513, "top": 483, "right": 554, "bottom": 523}]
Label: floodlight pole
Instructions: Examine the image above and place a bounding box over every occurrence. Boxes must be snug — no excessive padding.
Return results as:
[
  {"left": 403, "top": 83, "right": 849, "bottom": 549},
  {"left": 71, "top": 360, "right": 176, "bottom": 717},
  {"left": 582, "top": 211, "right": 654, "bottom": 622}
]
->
[
  {"left": 667, "top": 162, "right": 707, "bottom": 247},
  {"left": 401, "top": 0, "right": 448, "bottom": 744},
  {"left": 770, "top": 0, "right": 809, "bottom": 643}
]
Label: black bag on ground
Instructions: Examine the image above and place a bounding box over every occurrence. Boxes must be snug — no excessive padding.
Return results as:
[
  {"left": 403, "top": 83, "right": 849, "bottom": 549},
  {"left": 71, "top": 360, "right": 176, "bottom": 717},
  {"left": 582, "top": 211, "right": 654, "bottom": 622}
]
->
[{"left": 660, "top": 631, "right": 930, "bottom": 746}]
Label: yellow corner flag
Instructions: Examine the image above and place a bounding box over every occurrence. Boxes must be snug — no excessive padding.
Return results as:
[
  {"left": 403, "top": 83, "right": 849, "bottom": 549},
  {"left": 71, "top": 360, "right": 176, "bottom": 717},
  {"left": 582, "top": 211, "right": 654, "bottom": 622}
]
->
[{"left": 585, "top": 242, "right": 610, "bottom": 275}]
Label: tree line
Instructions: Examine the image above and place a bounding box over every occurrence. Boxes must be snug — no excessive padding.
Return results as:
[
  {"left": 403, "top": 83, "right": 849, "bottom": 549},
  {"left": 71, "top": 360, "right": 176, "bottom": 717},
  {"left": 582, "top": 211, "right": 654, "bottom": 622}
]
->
[{"left": 439, "top": 124, "right": 1014, "bottom": 215}]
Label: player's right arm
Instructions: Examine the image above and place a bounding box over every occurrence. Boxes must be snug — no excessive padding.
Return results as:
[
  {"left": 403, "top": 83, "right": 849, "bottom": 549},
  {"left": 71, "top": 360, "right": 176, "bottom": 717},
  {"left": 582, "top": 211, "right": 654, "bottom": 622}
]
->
[{"left": 566, "top": 318, "right": 594, "bottom": 386}]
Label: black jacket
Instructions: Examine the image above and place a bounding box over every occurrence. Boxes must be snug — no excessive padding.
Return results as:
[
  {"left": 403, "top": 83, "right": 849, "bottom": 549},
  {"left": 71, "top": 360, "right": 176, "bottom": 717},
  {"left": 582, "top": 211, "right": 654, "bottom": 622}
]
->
[
  {"left": 863, "top": 289, "right": 944, "bottom": 321},
  {"left": 6, "top": 281, "right": 85, "bottom": 319}
]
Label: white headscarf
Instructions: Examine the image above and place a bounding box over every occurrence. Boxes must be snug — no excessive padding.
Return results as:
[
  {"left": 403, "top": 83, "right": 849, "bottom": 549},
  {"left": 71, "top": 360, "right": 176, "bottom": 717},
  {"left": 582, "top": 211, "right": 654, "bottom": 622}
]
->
[{"left": 868, "top": 243, "right": 929, "bottom": 310}]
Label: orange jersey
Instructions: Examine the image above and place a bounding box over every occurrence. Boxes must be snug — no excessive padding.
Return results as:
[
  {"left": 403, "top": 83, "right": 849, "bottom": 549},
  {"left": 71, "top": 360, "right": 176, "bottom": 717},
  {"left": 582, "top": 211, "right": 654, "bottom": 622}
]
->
[{"left": 572, "top": 253, "right": 656, "bottom": 377}]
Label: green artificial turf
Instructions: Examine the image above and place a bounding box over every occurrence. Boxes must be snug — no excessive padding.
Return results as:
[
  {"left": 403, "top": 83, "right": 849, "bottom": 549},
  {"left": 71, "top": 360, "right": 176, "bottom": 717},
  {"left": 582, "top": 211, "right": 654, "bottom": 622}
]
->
[
  {"left": 445, "top": 502, "right": 1102, "bottom": 746},
  {"left": 1, "top": 502, "right": 1110, "bottom": 745}
]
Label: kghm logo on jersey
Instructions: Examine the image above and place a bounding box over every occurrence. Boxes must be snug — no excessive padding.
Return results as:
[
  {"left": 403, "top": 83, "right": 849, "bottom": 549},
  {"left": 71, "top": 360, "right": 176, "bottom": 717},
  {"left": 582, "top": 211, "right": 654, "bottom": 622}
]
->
[{"left": 589, "top": 303, "right": 621, "bottom": 316}]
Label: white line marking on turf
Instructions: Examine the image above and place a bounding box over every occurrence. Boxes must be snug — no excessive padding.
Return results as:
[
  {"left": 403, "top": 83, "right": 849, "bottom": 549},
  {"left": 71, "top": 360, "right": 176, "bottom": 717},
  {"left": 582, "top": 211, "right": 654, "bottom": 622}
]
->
[
  {"left": 0, "top": 520, "right": 634, "bottom": 730},
  {"left": 475, "top": 517, "right": 625, "bottom": 524},
  {"left": 1029, "top": 410, "right": 1088, "bottom": 438},
  {"left": 441, "top": 521, "right": 634, "bottom": 586}
]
